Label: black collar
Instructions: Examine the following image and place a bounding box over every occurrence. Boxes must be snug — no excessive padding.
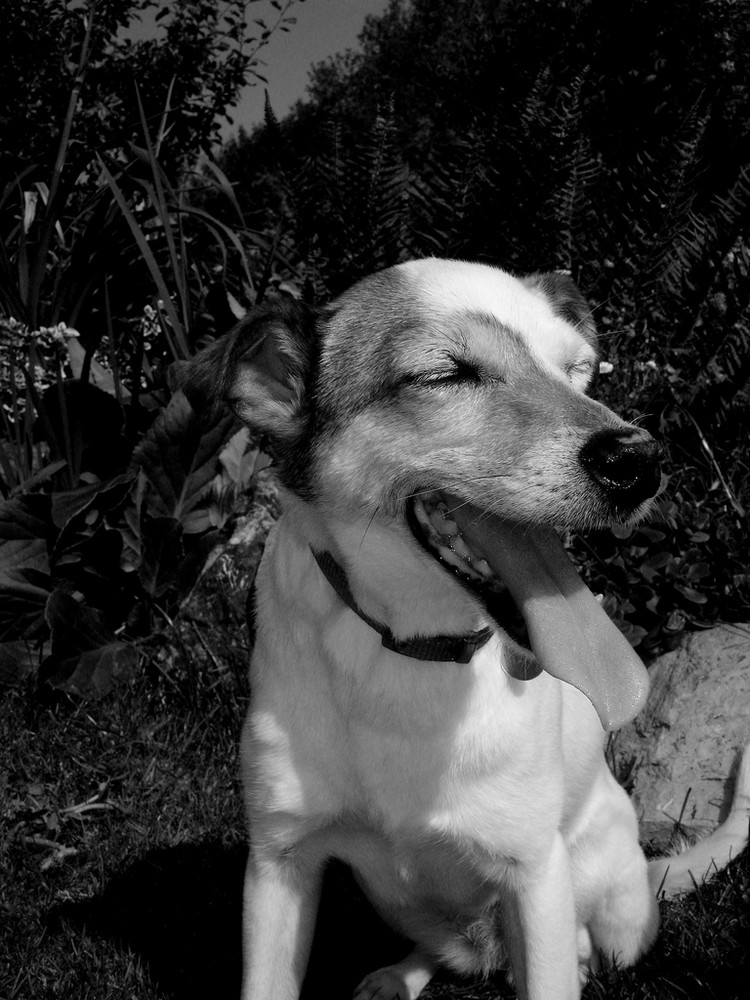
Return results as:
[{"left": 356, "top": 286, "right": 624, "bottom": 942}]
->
[{"left": 311, "top": 549, "right": 494, "bottom": 664}]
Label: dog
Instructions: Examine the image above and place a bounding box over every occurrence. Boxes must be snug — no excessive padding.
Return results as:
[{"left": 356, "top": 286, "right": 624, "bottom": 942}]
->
[{"left": 182, "top": 258, "right": 750, "bottom": 1000}]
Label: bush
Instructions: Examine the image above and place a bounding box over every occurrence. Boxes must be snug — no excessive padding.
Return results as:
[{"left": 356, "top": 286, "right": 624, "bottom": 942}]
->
[{"left": 0, "top": 1, "right": 296, "bottom": 692}]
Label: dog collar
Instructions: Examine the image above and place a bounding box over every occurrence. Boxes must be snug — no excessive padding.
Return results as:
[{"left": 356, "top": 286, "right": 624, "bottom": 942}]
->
[{"left": 311, "top": 549, "right": 494, "bottom": 664}]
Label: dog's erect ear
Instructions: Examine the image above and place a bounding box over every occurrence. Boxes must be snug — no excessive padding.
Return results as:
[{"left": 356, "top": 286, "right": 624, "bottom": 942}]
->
[
  {"left": 521, "top": 271, "right": 597, "bottom": 346},
  {"left": 176, "top": 297, "right": 317, "bottom": 442}
]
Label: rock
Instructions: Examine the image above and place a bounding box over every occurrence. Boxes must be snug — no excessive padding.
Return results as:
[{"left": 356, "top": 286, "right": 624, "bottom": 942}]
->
[
  {"left": 175, "top": 468, "right": 280, "bottom": 672},
  {"left": 204, "top": 465, "right": 281, "bottom": 621},
  {"left": 610, "top": 623, "right": 750, "bottom": 848}
]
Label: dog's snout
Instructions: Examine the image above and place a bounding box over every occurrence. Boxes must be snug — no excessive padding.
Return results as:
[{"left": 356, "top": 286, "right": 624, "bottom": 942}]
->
[{"left": 580, "top": 427, "right": 663, "bottom": 507}]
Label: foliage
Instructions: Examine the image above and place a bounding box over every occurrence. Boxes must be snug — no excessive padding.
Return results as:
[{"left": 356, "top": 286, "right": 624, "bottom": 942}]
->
[
  {"left": 0, "top": 0, "right": 299, "bottom": 182},
  {"left": 0, "top": 132, "right": 277, "bottom": 693},
  {"left": 0, "top": 0, "right": 298, "bottom": 328},
  {"left": 0, "top": 391, "right": 268, "bottom": 694},
  {"left": 0, "top": 1, "right": 295, "bottom": 693}
]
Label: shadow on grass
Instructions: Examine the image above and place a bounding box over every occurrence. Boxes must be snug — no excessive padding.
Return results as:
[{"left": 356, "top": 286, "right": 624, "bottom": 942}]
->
[{"left": 54, "top": 843, "right": 411, "bottom": 1000}]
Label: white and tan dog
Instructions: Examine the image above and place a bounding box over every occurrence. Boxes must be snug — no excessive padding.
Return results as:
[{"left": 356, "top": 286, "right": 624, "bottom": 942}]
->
[{"left": 184, "top": 259, "right": 749, "bottom": 1000}]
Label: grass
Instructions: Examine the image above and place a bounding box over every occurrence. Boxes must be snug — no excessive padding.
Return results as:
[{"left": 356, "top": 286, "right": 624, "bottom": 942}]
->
[{"left": 1, "top": 548, "right": 748, "bottom": 1000}]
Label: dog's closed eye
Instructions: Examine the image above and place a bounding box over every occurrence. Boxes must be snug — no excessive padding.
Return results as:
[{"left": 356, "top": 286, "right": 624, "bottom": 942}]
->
[{"left": 402, "top": 357, "right": 487, "bottom": 389}]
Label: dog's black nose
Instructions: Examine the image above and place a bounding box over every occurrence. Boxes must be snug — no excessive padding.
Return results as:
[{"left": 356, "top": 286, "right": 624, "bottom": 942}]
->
[{"left": 580, "top": 427, "right": 663, "bottom": 507}]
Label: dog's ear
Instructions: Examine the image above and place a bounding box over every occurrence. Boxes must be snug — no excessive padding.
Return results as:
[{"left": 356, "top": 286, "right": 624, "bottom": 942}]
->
[
  {"left": 176, "top": 297, "right": 317, "bottom": 443},
  {"left": 521, "top": 271, "right": 597, "bottom": 346}
]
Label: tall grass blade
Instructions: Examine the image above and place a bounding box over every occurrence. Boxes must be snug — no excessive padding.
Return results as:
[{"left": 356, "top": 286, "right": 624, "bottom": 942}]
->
[
  {"left": 99, "top": 161, "right": 189, "bottom": 360},
  {"left": 134, "top": 86, "right": 192, "bottom": 339},
  {"left": 26, "top": 6, "right": 95, "bottom": 326},
  {"left": 202, "top": 159, "right": 247, "bottom": 227}
]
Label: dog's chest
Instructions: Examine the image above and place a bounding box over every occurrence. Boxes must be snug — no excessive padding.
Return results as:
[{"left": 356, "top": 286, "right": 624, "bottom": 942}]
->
[
  {"left": 249, "top": 520, "right": 586, "bottom": 866},
  {"left": 249, "top": 633, "right": 566, "bottom": 871}
]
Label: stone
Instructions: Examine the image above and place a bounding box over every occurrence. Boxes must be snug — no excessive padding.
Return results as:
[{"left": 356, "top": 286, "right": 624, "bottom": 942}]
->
[
  {"left": 175, "top": 467, "right": 280, "bottom": 671},
  {"left": 610, "top": 623, "right": 750, "bottom": 847}
]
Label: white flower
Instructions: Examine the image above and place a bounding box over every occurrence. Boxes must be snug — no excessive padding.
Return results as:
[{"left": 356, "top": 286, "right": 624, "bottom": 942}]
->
[{"left": 598, "top": 361, "right": 614, "bottom": 375}]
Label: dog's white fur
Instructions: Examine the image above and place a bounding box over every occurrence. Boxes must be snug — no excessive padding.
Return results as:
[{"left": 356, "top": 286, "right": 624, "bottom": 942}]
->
[{"left": 185, "top": 259, "right": 749, "bottom": 1000}]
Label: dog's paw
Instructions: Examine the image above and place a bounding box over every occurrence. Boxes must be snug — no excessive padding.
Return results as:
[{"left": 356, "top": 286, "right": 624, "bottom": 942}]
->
[
  {"left": 353, "top": 967, "right": 409, "bottom": 1000},
  {"left": 353, "top": 948, "right": 434, "bottom": 999}
]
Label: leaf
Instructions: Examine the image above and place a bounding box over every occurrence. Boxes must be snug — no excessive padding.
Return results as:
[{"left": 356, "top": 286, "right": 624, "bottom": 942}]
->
[
  {"left": 22, "top": 190, "right": 38, "bottom": 232},
  {"left": 119, "top": 474, "right": 146, "bottom": 573},
  {"left": 674, "top": 583, "right": 708, "bottom": 605},
  {"left": 640, "top": 550, "right": 671, "bottom": 583},
  {"left": 202, "top": 158, "right": 246, "bottom": 224},
  {"left": 0, "top": 562, "right": 52, "bottom": 628},
  {"left": 684, "top": 561, "right": 711, "bottom": 581},
  {"left": 138, "top": 515, "right": 183, "bottom": 600},
  {"left": 133, "top": 390, "right": 236, "bottom": 527},
  {"left": 617, "top": 619, "right": 647, "bottom": 646},
  {"left": 50, "top": 472, "right": 134, "bottom": 532},
  {"left": 635, "top": 526, "right": 666, "bottom": 544},
  {"left": 10, "top": 459, "right": 68, "bottom": 492},
  {"left": 665, "top": 610, "right": 687, "bottom": 632},
  {"left": 0, "top": 640, "right": 43, "bottom": 686},
  {"left": 65, "top": 339, "right": 131, "bottom": 400},
  {"left": 219, "top": 426, "right": 269, "bottom": 490},
  {"left": 643, "top": 551, "right": 671, "bottom": 571},
  {"left": 43, "top": 642, "right": 138, "bottom": 699},
  {"left": 0, "top": 495, "right": 53, "bottom": 640},
  {"left": 610, "top": 524, "right": 634, "bottom": 540},
  {"left": 180, "top": 509, "right": 214, "bottom": 534},
  {"left": 40, "top": 590, "right": 137, "bottom": 698},
  {"left": 0, "top": 493, "right": 50, "bottom": 541}
]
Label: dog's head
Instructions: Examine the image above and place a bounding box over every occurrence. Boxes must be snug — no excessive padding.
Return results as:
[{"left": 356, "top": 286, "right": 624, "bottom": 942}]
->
[
  {"left": 182, "top": 259, "right": 663, "bottom": 729},
  {"left": 183, "top": 258, "right": 662, "bottom": 532}
]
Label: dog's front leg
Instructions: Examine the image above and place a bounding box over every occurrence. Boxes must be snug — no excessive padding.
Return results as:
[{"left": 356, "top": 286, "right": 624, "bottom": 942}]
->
[
  {"left": 240, "top": 847, "right": 323, "bottom": 1000},
  {"left": 499, "top": 833, "right": 580, "bottom": 1000}
]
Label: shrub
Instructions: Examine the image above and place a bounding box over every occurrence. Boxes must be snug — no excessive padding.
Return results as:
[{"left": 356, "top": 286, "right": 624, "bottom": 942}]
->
[{"left": 0, "top": 2, "right": 296, "bottom": 692}]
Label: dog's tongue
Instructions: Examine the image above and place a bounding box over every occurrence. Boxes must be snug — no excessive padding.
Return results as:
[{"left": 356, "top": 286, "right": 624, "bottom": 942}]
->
[{"left": 451, "top": 505, "right": 649, "bottom": 731}]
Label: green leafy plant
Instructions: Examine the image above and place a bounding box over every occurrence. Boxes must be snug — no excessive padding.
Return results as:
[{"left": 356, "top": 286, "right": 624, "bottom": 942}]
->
[
  {"left": 0, "top": 3, "right": 299, "bottom": 693},
  {"left": 0, "top": 390, "right": 270, "bottom": 695}
]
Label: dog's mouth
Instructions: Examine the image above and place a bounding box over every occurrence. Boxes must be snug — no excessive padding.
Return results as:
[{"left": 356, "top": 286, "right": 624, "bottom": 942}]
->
[
  {"left": 408, "top": 492, "right": 528, "bottom": 644},
  {"left": 407, "top": 490, "right": 650, "bottom": 731}
]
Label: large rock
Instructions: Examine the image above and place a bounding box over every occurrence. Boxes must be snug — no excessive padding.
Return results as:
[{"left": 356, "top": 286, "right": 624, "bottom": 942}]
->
[{"left": 611, "top": 623, "right": 750, "bottom": 846}]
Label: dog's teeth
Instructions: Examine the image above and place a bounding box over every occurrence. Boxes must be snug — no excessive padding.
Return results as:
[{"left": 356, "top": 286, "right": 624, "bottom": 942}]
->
[
  {"left": 436, "top": 514, "right": 460, "bottom": 537},
  {"left": 413, "top": 498, "right": 431, "bottom": 527},
  {"left": 423, "top": 503, "right": 460, "bottom": 537},
  {"left": 449, "top": 535, "right": 473, "bottom": 561},
  {"left": 594, "top": 593, "right": 604, "bottom": 604},
  {"left": 475, "top": 559, "right": 494, "bottom": 579},
  {"left": 436, "top": 544, "right": 466, "bottom": 571}
]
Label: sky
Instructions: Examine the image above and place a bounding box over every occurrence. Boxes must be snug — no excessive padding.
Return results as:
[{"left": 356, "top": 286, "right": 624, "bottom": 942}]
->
[
  {"left": 126, "top": 1, "right": 391, "bottom": 140},
  {"left": 228, "top": 0, "right": 391, "bottom": 136}
]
